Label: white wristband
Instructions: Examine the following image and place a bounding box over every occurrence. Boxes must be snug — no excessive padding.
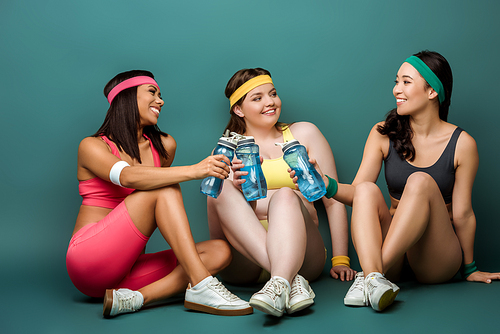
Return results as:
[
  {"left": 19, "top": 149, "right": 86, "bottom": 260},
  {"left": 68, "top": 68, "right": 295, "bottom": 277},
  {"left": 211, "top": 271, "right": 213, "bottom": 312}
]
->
[{"left": 109, "top": 161, "right": 130, "bottom": 187}]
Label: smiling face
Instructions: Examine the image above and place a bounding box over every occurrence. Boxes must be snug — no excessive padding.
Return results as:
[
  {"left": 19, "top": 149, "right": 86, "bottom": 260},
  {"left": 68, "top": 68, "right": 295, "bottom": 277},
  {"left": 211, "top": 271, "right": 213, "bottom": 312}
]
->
[
  {"left": 233, "top": 83, "right": 281, "bottom": 128},
  {"left": 136, "top": 84, "right": 163, "bottom": 127},
  {"left": 393, "top": 62, "right": 438, "bottom": 116}
]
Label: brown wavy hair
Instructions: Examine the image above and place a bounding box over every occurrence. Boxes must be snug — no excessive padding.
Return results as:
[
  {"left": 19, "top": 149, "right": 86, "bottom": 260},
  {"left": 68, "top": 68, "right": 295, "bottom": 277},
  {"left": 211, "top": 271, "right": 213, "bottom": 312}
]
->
[{"left": 224, "top": 68, "right": 288, "bottom": 135}]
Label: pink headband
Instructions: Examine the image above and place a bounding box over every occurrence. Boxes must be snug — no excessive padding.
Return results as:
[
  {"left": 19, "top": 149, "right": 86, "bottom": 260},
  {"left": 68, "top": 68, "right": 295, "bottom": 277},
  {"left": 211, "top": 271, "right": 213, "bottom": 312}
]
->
[{"left": 107, "top": 76, "right": 159, "bottom": 104}]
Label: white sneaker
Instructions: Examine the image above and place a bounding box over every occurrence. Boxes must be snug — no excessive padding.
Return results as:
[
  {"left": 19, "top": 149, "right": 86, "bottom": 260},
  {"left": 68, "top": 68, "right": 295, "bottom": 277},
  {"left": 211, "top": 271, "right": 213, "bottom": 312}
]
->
[
  {"left": 287, "top": 274, "right": 315, "bottom": 314},
  {"left": 103, "top": 288, "right": 144, "bottom": 318},
  {"left": 344, "top": 272, "right": 367, "bottom": 306},
  {"left": 184, "top": 277, "right": 253, "bottom": 316},
  {"left": 249, "top": 277, "right": 289, "bottom": 317},
  {"left": 364, "top": 272, "right": 400, "bottom": 311}
]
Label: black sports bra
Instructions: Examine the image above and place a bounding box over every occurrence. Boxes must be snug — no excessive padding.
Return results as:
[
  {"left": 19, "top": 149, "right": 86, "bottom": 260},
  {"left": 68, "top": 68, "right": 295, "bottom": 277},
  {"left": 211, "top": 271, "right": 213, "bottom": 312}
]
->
[{"left": 384, "top": 127, "right": 463, "bottom": 204}]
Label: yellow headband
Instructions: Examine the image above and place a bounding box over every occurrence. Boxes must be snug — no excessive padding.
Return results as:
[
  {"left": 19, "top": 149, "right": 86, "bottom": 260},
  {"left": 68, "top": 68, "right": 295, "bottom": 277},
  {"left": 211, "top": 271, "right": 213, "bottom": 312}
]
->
[{"left": 229, "top": 75, "right": 273, "bottom": 107}]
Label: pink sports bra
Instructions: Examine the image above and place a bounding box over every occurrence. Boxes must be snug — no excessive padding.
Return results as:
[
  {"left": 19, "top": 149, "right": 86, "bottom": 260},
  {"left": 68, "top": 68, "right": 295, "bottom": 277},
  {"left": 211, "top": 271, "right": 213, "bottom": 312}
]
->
[{"left": 79, "top": 135, "right": 161, "bottom": 209}]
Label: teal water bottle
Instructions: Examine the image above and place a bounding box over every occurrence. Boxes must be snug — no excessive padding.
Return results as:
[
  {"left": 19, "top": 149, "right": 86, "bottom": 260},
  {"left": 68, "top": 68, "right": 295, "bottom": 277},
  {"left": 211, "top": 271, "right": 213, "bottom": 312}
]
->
[
  {"left": 235, "top": 137, "right": 267, "bottom": 201},
  {"left": 279, "top": 139, "right": 326, "bottom": 202},
  {"left": 200, "top": 136, "right": 237, "bottom": 198}
]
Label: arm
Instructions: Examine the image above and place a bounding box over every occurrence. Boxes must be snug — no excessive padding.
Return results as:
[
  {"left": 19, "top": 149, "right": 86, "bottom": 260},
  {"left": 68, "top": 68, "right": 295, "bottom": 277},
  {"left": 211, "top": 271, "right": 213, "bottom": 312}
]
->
[
  {"left": 328, "top": 123, "right": 387, "bottom": 206},
  {"left": 452, "top": 132, "right": 500, "bottom": 283},
  {"left": 78, "top": 136, "right": 231, "bottom": 190},
  {"left": 291, "top": 122, "right": 355, "bottom": 281},
  {"left": 289, "top": 122, "right": 387, "bottom": 279}
]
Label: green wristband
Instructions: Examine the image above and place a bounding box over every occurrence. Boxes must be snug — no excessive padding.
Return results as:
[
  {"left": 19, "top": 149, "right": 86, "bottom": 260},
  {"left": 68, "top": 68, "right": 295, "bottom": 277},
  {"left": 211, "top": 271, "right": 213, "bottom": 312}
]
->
[
  {"left": 461, "top": 260, "right": 478, "bottom": 279},
  {"left": 325, "top": 175, "right": 338, "bottom": 198}
]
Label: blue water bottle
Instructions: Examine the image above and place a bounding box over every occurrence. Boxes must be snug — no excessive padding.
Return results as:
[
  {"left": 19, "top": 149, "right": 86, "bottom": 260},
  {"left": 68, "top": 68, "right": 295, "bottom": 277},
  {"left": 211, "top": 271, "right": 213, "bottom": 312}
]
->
[
  {"left": 200, "top": 136, "right": 237, "bottom": 198},
  {"left": 279, "top": 139, "right": 326, "bottom": 202},
  {"left": 235, "top": 136, "right": 267, "bottom": 201}
]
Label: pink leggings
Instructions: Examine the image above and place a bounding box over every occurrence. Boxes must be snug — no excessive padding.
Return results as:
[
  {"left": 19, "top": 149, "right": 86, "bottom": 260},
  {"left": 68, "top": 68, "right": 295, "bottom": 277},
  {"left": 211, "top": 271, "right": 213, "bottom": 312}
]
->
[{"left": 66, "top": 201, "right": 178, "bottom": 298}]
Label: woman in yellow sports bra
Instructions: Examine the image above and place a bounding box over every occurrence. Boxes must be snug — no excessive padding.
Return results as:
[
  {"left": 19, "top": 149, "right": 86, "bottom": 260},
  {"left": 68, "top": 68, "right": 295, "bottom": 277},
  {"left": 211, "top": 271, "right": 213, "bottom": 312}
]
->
[{"left": 207, "top": 68, "right": 356, "bottom": 317}]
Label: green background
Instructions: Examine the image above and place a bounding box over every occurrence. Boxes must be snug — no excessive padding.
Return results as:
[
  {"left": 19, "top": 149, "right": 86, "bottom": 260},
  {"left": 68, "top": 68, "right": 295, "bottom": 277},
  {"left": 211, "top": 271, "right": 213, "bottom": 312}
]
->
[{"left": 1, "top": 0, "right": 499, "bottom": 333}]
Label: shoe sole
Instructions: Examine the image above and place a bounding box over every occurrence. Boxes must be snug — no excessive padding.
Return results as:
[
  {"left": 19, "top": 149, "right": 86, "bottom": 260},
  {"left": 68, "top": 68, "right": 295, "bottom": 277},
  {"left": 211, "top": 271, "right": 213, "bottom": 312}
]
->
[
  {"left": 344, "top": 297, "right": 367, "bottom": 307},
  {"left": 287, "top": 289, "right": 315, "bottom": 314},
  {"left": 372, "top": 288, "right": 399, "bottom": 312},
  {"left": 286, "top": 298, "right": 314, "bottom": 314},
  {"left": 103, "top": 289, "right": 113, "bottom": 318},
  {"left": 184, "top": 301, "right": 253, "bottom": 316},
  {"left": 249, "top": 299, "right": 284, "bottom": 317}
]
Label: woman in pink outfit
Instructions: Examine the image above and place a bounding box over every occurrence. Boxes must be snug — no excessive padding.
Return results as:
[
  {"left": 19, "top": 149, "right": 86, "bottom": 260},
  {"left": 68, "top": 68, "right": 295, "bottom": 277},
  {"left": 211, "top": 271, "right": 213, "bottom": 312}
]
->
[{"left": 66, "top": 70, "right": 253, "bottom": 317}]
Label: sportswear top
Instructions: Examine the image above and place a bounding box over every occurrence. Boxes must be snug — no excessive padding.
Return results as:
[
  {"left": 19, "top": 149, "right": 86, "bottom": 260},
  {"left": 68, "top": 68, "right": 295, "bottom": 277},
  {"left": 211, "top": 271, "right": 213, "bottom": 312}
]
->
[
  {"left": 261, "top": 126, "right": 296, "bottom": 190},
  {"left": 79, "top": 135, "right": 161, "bottom": 209},
  {"left": 384, "top": 127, "right": 463, "bottom": 204}
]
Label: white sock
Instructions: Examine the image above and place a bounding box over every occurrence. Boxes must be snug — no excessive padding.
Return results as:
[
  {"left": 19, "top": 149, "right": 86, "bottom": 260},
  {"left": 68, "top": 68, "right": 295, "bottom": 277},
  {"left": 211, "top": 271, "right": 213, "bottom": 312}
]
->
[
  {"left": 191, "top": 276, "right": 213, "bottom": 290},
  {"left": 135, "top": 291, "right": 145, "bottom": 307},
  {"left": 273, "top": 276, "right": 291, "bottom": 291},
  {"left": 365, "top": 272, "right": 384, "bottom": 280}
]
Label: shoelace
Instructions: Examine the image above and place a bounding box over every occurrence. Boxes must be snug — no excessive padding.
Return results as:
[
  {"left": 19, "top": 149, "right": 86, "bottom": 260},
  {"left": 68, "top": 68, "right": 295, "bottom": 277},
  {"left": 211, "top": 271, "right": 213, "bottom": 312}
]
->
[
  {"left": 289, "top": 276, "right": 305, "bottom": 299},
  {"left": 349, "top": 274, "right": 365, "bottom": 294},
  {"left": 210, "top": 280, "right": 239, "bottom": 301},
  {"left": 116, "top": 291, "right": 139, "bottom": 312},
  {"left": 261, "top": 278, "right": 287, "bottom": 299}
]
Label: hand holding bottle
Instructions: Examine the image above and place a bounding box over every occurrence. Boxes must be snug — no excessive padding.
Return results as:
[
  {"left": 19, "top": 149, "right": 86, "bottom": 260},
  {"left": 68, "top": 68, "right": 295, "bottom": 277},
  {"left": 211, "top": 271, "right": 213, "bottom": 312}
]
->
[
  {"left": 234, "top": 136, "right": 267, "bottom": 201},
  {"left": 200, "top": 132, "right": 238, "bottom": 198},
  {"left": 278, "top": 139, "right": 326, "bottom": 202}
]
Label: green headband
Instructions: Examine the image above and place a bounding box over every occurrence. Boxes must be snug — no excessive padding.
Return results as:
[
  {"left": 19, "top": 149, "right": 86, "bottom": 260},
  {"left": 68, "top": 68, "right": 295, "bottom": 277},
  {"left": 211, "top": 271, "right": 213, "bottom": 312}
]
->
[{"left": 405, "top": 56, "right": 445, "bottom": 104}]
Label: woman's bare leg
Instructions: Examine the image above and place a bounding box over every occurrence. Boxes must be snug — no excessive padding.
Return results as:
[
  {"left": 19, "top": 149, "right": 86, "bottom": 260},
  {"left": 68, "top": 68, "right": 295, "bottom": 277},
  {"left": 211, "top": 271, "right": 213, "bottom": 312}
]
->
[
  {"left": 138, "top": 240, "right": 231, "bottom": 305},
  {"left": 352, "top": 174, "right": 461, "bottom": 282},
  {"left": 267, "top": 188, "right": 325, "bottom": 283},
  {"left": 125, "top": 185, "right": 213, "bottom": 288},
  {"left": 351, "top": 182, "right": 392, "bottom": 275},
  {"left": 207, "top": 182, "right": 271, "bottom": 272},
  {"left": 383, "top": 172, "right": 461, "bottom": 283}
]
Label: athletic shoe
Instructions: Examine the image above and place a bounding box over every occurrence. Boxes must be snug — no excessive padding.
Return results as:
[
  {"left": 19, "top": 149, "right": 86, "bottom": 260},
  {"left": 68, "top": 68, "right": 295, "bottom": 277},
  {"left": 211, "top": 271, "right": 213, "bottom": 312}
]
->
[
  {"left": 344, "top": 272, "right": 367, "bottom": 306},
  {"left": 249, "top": 277, "right": 289, "bottom": 317},
  {"left": 364, "top": 272, "right": 400, "bottom": 311},
  {"left": 184, "top": 277, "right": 253, "bottom": 316},
  {"left": 286, "top": 274, "right": 315, "bottom": 314},
  {"left": 103, "top": 288, "right": 144, "bottom": 318}
]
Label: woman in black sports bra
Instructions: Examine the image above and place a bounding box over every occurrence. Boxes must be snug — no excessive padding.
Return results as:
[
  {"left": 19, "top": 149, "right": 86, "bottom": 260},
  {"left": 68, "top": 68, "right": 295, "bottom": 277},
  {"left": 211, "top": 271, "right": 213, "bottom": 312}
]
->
[{"left": 322, "top": 50, "right": 500, "bottom": 312}]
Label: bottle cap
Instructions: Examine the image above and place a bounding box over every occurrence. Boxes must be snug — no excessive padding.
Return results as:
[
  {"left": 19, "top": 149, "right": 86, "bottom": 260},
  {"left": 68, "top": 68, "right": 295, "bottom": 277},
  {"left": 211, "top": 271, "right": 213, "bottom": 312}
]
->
[
  {"left": 276, "top": 139, "right": 300, "bottom": 152},
  {"left": 237, "top": 136, "right": 255, "bottom": 146},
  {"left": 217, "top": 137, "right": 237, "bottom": 149}
]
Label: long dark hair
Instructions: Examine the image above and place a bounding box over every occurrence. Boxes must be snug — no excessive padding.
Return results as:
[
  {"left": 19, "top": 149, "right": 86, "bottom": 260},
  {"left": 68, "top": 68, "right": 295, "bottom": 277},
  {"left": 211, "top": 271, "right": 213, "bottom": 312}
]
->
[
  {"left": 377, "top": 50, "right": 453, "bottom": 161},
  {"left": 224, "top": 68, "right": 288, "bottom": 135},
  {"left": 93, "top": 70, "right": 169, "bottom": 163}
]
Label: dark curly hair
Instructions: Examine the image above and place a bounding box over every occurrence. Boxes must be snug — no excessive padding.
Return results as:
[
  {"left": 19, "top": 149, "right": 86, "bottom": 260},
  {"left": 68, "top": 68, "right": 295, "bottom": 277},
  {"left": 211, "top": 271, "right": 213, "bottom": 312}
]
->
[{"left": 377, "top": 50, "right": 453, "bottom": 161}]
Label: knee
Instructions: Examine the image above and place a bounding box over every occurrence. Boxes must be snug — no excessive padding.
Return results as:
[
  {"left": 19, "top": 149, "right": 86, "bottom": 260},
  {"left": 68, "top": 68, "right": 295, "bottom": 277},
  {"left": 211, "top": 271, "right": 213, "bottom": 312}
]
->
[
  {"left": 210, "top": 239, "right": 232, "bottom": 269},
  {"left": 353, "top": 181, "right": 382, "bottom": 204},
  {"left": 154, "top": 184, "right": 182, "bottom": 200},
  {"left": 404, "top": 172, "right": 438, "bottom": 196},
  {"left": 269, "top": 187, "right": 300, "bottom": 207},
  {"left": 128, "top": 184, "right": 182, "bottom": 208}
]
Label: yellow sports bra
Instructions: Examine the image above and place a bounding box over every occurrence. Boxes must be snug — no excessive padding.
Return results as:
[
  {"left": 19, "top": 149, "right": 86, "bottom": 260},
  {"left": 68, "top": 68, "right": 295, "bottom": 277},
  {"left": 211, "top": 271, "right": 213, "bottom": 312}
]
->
[{"left": 261, "top": 127, "right": 296, "bottom": 190}]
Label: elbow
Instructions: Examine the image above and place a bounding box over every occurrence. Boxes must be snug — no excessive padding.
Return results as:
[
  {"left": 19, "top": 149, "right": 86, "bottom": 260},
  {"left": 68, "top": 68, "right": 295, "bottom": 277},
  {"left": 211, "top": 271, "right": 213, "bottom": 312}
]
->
[
  {"left": 323, "top": 197, "right": 348, "bottom": 213},
  {"left": 118, "top": 168, "right": 135, "bottom": 189},
  {"left": 452, "top": 209, "right": 476, "bottom": 230}
]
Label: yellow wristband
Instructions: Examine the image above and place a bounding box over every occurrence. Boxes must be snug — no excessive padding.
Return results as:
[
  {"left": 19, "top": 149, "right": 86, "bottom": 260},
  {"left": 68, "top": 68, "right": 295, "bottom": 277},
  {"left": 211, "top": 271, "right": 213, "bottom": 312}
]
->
[{"left": 331, "top": 255, "right": 350, "bottom": 268}]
